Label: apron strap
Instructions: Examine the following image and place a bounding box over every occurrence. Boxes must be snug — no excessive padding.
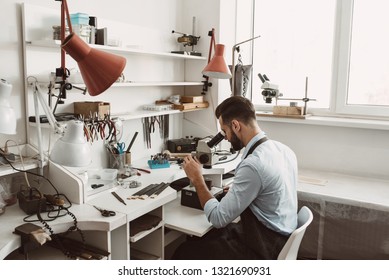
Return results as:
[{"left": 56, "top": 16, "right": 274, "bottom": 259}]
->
[{"left": 244, "top": 137, "right": 269, "bottom": 159}]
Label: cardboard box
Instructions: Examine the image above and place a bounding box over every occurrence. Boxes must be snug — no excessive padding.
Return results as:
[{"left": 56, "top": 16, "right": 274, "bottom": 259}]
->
[
  {"left": 74, "top": 101, "right": 110, "bottom": 119},
  {"left": 180, "top": 95, "right": 204, "bottom": 103}
]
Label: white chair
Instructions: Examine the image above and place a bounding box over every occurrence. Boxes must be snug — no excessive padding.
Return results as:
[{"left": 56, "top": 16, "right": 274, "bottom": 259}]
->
[{"left": 277, "top": 206, "right": 313, "bottom": 260}]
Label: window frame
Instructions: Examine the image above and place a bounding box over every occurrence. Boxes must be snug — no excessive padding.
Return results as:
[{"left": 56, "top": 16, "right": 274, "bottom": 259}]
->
[{"left": 248, "top": 0, "right": 389, "bottom": 120}]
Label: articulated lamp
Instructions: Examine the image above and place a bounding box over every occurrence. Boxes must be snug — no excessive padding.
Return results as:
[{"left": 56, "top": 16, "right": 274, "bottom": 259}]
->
[
  {"left": 57, "top": 0, "right": 126, "bottom": 96},
  {"left": 31, "top": 81, "right": 91, "bottom": 170},
  {"left": 0, "top": 79, "right": 16, "bottom": 135},
  {"left": 202, "top": 28, "right": 231, "bottom": 92},
  {"left": 31, "top": 0, "right": 126, "bottom": 171}
]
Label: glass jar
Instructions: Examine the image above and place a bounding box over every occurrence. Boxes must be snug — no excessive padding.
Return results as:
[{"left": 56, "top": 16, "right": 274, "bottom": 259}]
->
[{"left": 52, "top": 25, "right": 70, "bottom": 40}]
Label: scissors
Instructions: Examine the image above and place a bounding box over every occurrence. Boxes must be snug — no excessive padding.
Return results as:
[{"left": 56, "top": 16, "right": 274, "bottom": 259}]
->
[
  {"left": 93, "top": 205, "right": 116, "bottom": 217},
  {"left": 116, "top": 142, "right": 125, "bottom": 154}
]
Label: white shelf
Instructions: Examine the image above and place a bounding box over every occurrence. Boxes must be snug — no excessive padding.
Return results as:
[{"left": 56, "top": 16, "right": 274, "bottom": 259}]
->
[
  {"left": 27, "top": 108, "right": 206, "bottom": 125},
  {"left": 110, "top": 81, "right": 204, "bottom": 87},
  {"left": 112, "top": 108, "right": 206, "bottom": 121},
  {"left": 130, "top": 248, "right": 161, "bottom": 260},
  {"left": 113, "top": 110, "right": 180, "bottom": 120},
  {"left": 71, "top": 81, "right": 204, "bottom": 88},
  {"left": 130, "top": 220, "right": 164, "bottom": 243},
  {"left": 27, "top": 40, "right": 207, "bottom": 60},
  {"left": 0, "top": 144, "right": 42, "bottom": 176}
]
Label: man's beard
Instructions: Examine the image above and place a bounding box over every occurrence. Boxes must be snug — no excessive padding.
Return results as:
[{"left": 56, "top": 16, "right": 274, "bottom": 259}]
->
[{"left": 230, "top": 130, "right": 244, "bottom": 151}]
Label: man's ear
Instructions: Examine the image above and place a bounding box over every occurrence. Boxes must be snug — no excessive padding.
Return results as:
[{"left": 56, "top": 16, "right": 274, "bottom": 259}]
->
[{"left": 231, "top": 120, "right": 240, "bottom": 132}]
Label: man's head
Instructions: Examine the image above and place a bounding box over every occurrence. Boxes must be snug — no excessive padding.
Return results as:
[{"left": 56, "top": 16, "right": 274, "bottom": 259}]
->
[{"left": 215, "top": 96, "right": 259, "bottom": 150}]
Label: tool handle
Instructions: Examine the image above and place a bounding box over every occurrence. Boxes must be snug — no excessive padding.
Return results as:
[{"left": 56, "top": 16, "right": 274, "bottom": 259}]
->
[
  {"left": 126, "top": 131, "right": 138, "bottom": 153},
  {"left": 111, "top": 191, "right": 126, "bottom": 205}
]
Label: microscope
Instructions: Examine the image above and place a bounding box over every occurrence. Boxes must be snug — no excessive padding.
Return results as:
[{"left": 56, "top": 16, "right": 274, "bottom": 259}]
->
[
  {"left": 194, "top": 131, "right": 225, "bottom": 168},
  {"left": 171, "top": 17, "right": 201, "bottom": 56},
  {"left": 258, "top": 73, "right": 282, "bottom": 103},
  {"left": 181, "top": 131, "right": 226, "bottom": 209},
  {"left": 258, "top": 74, "right": 316, "bottom": 116}
]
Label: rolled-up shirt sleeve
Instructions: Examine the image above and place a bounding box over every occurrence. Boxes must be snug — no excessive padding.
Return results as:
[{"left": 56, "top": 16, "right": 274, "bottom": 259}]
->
[{"left": 203, "top": 163, "right": 261, "bottom": 228}]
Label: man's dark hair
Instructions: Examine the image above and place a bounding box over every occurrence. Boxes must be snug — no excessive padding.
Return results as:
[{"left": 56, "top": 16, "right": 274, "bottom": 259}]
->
[{"left": 215, "top": 96, "right": 256, "bottom": 125}]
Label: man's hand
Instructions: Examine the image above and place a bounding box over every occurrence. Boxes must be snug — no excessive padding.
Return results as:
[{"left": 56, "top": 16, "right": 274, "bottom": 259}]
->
[
  {"left": 182, "top": 155, "right": 203, "bottom": 183},
  {"left": 182, "top": 155, "right": 213, "bottom": 208}
]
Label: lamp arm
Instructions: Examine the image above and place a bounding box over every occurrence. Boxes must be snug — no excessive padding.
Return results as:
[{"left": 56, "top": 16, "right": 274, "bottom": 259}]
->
[
  {"left": 58, "top": 0, "right": 73, "bottom": 84},
  {"left": 62, "top": 0, "right": 73, "bottom": 33},
  {"left": 32, "top": 82, "right": 66, "bottom": 175},
  {"left": 33, "top": 83, "right": 65, "bottom": 135},
  {"left": 202, "top": 28, "right": 216, "bottom": 93},
  {"left": 231, "top": 35, "right": 261, "bottom": 96}
]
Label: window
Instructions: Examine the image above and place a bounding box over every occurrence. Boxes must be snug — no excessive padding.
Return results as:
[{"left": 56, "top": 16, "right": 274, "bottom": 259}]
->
[
  {"left": 336, "top": 0, "right": 389, "bottom": 117},
  {"left": 246, "top": 0, "right": 389, "bottom": 118},
  {"left": 251, "top": 0, "right": 335, "bottom": 110}
]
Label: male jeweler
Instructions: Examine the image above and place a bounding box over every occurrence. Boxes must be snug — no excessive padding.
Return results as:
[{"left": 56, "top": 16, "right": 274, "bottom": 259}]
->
[{"left": 172, "top": 96, "right": 298, "bottom": 259}]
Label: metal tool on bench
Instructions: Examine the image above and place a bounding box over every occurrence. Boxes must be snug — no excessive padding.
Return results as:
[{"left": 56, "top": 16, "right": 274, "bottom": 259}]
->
[
  {"left": 127, "top": 182, "right": 170, "bottom": 200},
  {"left": 93, "top": 205, "right": 116, "bottom": 217},
  {"left": 149, "top": 183, "right": 170, "bottom": 199},
  {"left": 111, "top": 191, "right": 126, "bottom": 205}
]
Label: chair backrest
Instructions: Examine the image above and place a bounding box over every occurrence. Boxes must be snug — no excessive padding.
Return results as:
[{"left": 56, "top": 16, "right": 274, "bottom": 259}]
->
[{"left": 277, "top": 206, "right": 313, "bottom": 260}]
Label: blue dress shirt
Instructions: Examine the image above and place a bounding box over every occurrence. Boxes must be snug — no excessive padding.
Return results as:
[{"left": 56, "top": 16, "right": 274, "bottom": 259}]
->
[{"left": 204, "top": 131, "right": 298, "bottom": 235}]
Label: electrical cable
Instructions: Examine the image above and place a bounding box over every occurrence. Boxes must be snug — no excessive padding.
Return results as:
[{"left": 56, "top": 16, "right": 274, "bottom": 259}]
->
[
  {"left": 0, "top": 151, "right": 85, "bottom": 259},
  {"left": 2, "top": 140, "right": 33, "bottom": 189},
  {"left": 213, "top": 149, "right": 241, "bottom": 165}
]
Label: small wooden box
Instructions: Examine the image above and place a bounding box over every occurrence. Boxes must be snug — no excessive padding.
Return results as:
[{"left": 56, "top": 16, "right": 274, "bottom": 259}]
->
[
  {"left": 273, "top": 105, "right": 303, "bottom": 116},
  {"left": 180, "top": 95, "right": 204, "bottom": 103},
  {"left": 173, "top": 101, "right": 209, "bottom": 111},
  {"left": 74, "top": 101, "right": 110, "bottom": 119}
]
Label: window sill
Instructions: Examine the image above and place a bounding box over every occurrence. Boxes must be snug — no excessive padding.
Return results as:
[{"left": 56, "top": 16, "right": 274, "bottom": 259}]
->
[{"left": 256, "top": 111, "right": 389, "bottom": 131}]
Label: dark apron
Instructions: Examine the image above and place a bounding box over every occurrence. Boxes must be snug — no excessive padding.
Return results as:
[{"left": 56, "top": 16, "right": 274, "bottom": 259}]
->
[{"left": 172, "top": 137, "right": 289, "bottom": 260}]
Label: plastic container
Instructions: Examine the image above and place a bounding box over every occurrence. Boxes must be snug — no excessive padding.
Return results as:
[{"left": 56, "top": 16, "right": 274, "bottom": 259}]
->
[
  {"left": 101, "top": 169, "right": 118, "bottom": 181},
  {"left": 87, "top": 168, "right": 118, "bottom": 181},
  {"left": 70, "top": 13, "right": 90, "bottom": 25}
]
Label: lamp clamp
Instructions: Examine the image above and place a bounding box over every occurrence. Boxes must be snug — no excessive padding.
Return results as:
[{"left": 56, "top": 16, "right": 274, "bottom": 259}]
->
[{"left": 201, "top": 77, "right": 212, "bottom": 94}]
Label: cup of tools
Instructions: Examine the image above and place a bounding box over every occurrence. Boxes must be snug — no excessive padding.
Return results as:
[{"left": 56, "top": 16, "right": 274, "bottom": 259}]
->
[{"left": 109, "top": 152, "right": 125, "bottom": 170}]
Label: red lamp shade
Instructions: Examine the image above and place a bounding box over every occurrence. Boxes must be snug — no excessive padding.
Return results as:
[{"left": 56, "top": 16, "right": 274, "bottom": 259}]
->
[
  {"left": 202, "top": 44, "right": 231, "bottom": 79},
  {"left": 62, "top": 33, "right": 126, "bottom": 96}
]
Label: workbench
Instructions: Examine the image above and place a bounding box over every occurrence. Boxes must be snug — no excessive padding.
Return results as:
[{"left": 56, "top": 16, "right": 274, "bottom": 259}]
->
[
  {"left": 296, "top": 169, "right": 389, "bottom": 259},
  {"left": 3, "top": 152, "right": 388, "bottom": 260}
]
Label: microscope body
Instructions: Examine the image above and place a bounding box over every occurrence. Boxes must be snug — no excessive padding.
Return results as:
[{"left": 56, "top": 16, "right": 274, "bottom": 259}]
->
[
  {"left": 194, "top": 139, "right": 219, "bottom": 168},
  {"left": 193, "top": 131, "right": 225, "bottom": 168},
  {"left": 261, "top": 81, "right": 281, "bottom": 103}
]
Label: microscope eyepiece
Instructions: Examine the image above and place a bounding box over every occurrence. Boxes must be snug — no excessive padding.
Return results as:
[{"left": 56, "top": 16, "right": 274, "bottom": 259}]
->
[{"left": 207, "top": 131, "right": 225, "bottom": 148}]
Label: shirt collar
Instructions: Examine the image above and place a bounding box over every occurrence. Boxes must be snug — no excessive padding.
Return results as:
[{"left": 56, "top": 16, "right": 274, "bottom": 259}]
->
[{"left": 241, "top": 131, "right": 267, "bottom": 159}]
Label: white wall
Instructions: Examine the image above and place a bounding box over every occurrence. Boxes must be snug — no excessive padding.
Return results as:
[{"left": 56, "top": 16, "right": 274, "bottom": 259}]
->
[
  {"left": 1, "top": 0, "right": 27, "bottom": 145},
  {"left": 259, "top": 121, "right": 389, "bottom": 180}
]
